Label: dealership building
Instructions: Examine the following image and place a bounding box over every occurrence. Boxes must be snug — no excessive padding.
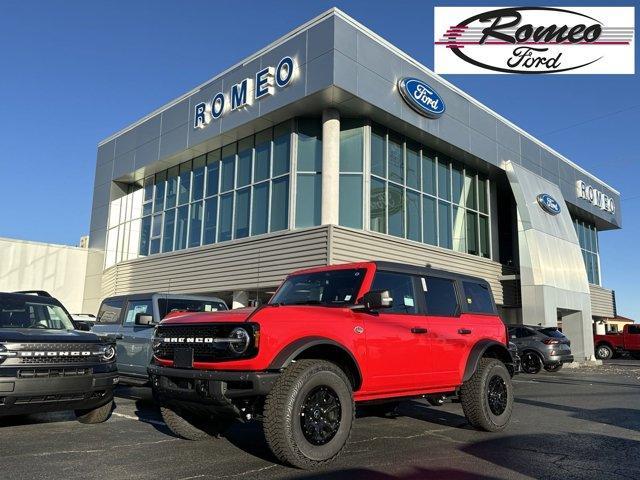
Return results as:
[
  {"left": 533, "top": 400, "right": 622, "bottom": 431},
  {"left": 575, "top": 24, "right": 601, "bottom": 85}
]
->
[{"left": 84, "top": 8, "right": 621, "bottom": 361}]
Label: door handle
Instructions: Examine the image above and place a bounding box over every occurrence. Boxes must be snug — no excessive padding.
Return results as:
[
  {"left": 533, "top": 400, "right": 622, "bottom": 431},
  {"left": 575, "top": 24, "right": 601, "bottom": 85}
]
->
[
  {"left": 458, "top": 328, "right": 472, "bottom": 335},
  {"left": 411, "top": 327, "right": 428, "bottom": 334},
  {"left": 107, "top": 333, "right": 124, "bottom": 340}
]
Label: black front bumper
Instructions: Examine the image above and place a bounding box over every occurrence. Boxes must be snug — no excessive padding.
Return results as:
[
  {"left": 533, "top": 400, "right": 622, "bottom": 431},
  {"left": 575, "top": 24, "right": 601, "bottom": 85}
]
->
[
  {"left": 0, "top": 370, "right": 118, "bottom": 416},
  {"left": 148, "top": 365, "right": 279, "bottom": 407}
]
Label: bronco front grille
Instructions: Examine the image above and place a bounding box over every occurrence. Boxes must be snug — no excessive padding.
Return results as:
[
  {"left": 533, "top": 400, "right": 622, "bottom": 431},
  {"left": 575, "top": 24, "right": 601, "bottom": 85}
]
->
[
  {"left": 1, "top": 343, "right": 102, "bottom": 365},
  {"left": 18, "top": 368, "right": 90, "bottom": 378},
  {"left": 154, "top": 324, "right": 258, "bottom": 363}
]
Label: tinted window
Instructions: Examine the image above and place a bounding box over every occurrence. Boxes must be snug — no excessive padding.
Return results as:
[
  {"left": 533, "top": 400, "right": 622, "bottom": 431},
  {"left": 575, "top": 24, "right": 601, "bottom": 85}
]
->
[
  {"left": 370, "top": 272, "right": 417, "bottom": 314},
  {"left": 628, "top": 325, "right": 640, "bottom": 334},
  {"left": 515, "top": 327, "right": 535, "bottom": 338},
  {"left": 123, "top": 300, "right": 153, "bottom": 326},
  {"left": 158, "top": 298, "right": 228, "bottom": 320},
  {"left": 423, "top": 277, "right": 458, "bottom": 316},
  {"left": 0, "top": 298, "right": 74, "bottom": 330},
  {"left": 462, "top": 281, "right": 494, "bottom": 314},
  {"left": 97, "top": 298, "right": 124, "bottom": 324},
  {"left": 540, "top": 327, "right": 566, "bottom": 339}
]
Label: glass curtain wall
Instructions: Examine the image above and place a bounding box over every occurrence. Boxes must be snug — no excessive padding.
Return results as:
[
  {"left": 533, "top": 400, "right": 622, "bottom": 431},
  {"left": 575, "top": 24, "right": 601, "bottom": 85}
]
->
[
  {"left": 138, "top": 121, "right": 291, "bottom": 258},
  {"left": 369, "top": 123, "right": 491, "bottom": 258},
  {"left": 339, "top": 119, "right": 364, "bottom": 229},
  {"left": 573, "top": 218, "right": 601, "bottom": 285},
  {"left": 295, "top": 118, "right": 322, "bottom": 228}
]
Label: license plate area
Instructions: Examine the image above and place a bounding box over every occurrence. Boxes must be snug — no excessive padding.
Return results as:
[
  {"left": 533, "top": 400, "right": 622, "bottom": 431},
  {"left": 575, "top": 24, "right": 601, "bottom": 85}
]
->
[{"left": 173, "top": 348, "right": 194, "bottom": 368}]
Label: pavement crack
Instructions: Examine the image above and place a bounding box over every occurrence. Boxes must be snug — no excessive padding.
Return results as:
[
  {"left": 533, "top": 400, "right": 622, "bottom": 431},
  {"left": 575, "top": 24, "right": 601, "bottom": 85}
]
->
[
  {"left": 178, "top": 464, "right": 278, "bottom": 479},
  {"left": 12, "top": 438, "right": 179, "bottom": 459},
  {"left": 350, "top": 426, "right": 464, "bottom": 445}
]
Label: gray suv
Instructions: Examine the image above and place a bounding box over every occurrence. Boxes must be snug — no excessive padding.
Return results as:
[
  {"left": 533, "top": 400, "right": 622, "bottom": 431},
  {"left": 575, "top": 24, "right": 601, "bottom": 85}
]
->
[
  {"left": 92, "top": 293, "right": 227, "bottom": 384},
  {"left": 507, "top": 325, "right": 573, "bottom": 374}
]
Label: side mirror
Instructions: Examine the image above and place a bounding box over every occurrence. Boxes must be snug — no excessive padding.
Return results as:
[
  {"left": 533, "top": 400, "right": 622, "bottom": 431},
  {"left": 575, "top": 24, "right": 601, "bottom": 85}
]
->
[
  {"left": 135, "top": 313, "right": 154, "bottom": 326},
  {"left": 74, "top": 321, "right": 92, "bottom": 331},
  {"left": 361, "top": 290, "right": 393, "bottom": 310}
]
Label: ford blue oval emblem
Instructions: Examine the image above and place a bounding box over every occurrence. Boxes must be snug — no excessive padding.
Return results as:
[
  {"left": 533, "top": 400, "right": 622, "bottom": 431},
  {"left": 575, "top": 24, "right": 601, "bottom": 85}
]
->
[
  {"left": 398, "top": 78, "right": 446, "bottom": 118},
  {"left": 537, "top": 193, "right": 561, "bottom": 215}
]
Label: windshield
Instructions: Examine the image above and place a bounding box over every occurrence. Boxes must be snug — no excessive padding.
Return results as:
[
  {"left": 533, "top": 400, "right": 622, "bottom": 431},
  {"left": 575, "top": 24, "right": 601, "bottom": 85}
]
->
[
  {"left": 0, "top": 298, "right": 75, "bottom": 330},
  {"left": 158, "top": 298, "right": 228, "bottom": 319},
  {"left": 270, "top": 269, "right": 366, "bottom": 306}
]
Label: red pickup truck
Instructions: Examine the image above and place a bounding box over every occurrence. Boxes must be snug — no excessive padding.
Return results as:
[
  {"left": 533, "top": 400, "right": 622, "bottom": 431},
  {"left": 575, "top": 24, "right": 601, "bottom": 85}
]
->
[{"left": 594, "top": 324, "right": 640, "bottom": 360}]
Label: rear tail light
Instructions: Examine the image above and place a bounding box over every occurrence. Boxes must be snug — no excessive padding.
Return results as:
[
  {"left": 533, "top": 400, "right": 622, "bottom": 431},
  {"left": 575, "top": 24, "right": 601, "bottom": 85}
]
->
[{"left": 543, "top": 338, "right": 561, "bottom": 345}]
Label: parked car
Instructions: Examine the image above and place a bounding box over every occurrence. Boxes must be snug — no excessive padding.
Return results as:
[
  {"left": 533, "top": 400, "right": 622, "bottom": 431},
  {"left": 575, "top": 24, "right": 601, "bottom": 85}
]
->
[
  {"left": 92, "top": 293, "right": 228, "bottom": 385},
  {"left": 0, "top": 291, "right": 117, "bottom": 422},
  {"left": 594, "top": 324, "right": 640, "bottom": 360},
  {"left": 507, "top": 325, "right": 573, "bottom": 373},
  {"left": 149, "top": 261, "right": 517, "bottom": 469}
]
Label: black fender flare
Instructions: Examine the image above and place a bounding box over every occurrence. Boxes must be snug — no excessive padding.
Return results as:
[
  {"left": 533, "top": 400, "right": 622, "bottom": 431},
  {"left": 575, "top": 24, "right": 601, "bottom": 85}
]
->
[
  {"left": 462, "top": 340, "right": 513, "bottom": 382},
  {"left": 268, "top": 336, "right": 362, "bottom": 387}
]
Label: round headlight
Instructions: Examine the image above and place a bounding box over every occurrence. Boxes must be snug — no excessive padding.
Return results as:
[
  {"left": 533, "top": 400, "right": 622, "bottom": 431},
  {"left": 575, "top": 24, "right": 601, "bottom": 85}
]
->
[
  {"left": 102, "top": 345, "right": 116, "bottom": 362},
  {"left": 228, "top": 328, "right": 250, "bottom": 355}
]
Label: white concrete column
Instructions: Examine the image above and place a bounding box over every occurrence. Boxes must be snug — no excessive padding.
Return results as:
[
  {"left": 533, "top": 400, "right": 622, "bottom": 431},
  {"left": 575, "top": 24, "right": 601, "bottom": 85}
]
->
[
  {"left": 232, "top": 290, "right": 249, "bottom": 309},
  {"left": 321, "top": 108, "right": 340, "bottom": 225}
]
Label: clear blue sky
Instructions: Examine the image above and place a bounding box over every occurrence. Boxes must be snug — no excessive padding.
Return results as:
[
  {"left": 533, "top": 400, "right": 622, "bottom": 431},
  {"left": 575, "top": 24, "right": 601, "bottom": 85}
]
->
[{"left": 0, "top": 0, "right": 638, "bottom": 318}]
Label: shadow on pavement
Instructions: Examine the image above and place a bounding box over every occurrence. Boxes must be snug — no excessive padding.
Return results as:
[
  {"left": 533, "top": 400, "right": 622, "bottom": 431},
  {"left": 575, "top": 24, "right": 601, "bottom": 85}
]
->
[
  {"left": 293, "top": 467, "right": 501, "bottom": 479},
  {"left": 463, "top": 433, "right": 640, "bottom": 480},
  {"left": 516, "top": 397, "right": 640, "bottom": 432}
]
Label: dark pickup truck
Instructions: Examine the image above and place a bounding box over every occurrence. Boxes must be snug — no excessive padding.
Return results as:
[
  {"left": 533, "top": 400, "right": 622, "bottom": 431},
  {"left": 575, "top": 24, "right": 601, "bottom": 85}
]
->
[
  {"left": 0, "top": 292, "right": 118, "bottom": 423},
  {"left": 594, "top": 324, "right": 640, "bottom": 360}
]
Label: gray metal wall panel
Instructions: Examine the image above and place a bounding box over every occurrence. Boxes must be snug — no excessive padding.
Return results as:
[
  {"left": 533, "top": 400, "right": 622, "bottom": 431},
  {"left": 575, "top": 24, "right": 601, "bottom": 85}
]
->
[
  {"left": 329, "top": 226, "right": 506, "bottom": 305},
  {"left": 98, "top": 227, "right": 329, "bottom": 298},
  {"left": 589, "top": 284, "right": 615, "bottom": 317}
]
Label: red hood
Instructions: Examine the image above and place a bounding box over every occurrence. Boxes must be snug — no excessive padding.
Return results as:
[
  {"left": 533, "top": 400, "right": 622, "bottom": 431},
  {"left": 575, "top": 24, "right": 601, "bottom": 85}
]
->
[{"left": 160, "top": 307, "right": 256, "bottom": 325}]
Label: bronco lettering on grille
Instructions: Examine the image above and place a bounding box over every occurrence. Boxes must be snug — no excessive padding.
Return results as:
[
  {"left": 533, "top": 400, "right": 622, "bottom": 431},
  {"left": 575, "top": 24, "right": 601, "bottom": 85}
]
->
[{"left": 163, "top": 337, "right": 215, "bottom": 344}]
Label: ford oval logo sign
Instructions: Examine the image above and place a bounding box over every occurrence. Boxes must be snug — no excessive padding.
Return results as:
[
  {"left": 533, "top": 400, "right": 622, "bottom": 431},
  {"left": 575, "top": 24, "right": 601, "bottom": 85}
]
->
[
  {"left": 537, "top": 194, "right": 561, "bottom": 216},
  {"left": 398, "top": 78, "right": 445, "bottom": 118}
]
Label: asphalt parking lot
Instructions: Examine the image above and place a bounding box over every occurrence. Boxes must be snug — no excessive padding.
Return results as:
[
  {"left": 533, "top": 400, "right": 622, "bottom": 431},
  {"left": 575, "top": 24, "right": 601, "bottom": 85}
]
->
[{"left": 1, "top": 361, "right": 639, "bottom": 480}]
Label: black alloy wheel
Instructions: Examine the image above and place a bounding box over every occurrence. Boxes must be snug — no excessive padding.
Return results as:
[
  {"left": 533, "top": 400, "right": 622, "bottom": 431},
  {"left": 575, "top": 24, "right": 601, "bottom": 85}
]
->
[
  {"left": 487, "top": 375, "right": 508, "bottom": 416},
  {"left": 300, "top": 386, "right": 342, "bottom": 446},
  {"left": 521, "top": 351, "right": 543, "bottom": 374}
]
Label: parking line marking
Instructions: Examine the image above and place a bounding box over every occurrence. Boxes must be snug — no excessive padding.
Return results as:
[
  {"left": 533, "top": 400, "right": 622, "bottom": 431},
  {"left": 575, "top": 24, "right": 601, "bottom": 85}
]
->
[{"left": 112, "top": 412, "right": 166, "bottom": 427}]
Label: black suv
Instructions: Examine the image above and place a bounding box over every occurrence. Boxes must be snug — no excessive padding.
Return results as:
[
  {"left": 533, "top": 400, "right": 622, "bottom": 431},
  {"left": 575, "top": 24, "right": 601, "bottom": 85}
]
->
[{"left": 0, "top": 292, "right": 118, "bottom": 423}]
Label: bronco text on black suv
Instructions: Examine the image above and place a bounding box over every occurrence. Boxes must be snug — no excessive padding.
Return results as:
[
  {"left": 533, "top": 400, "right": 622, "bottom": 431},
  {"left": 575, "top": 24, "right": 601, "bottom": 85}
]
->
[
  {"left": 0, "top": 292, "right": 118, "bottom": 423},
  {"left": 149, "top": 262, "right": 516, "bottom": 468}
]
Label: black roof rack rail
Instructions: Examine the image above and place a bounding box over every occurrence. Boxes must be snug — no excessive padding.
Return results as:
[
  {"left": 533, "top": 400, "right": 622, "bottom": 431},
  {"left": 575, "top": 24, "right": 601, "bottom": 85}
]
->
[{"left": 13, "top": 290, "right": 53, "bottom": 297}]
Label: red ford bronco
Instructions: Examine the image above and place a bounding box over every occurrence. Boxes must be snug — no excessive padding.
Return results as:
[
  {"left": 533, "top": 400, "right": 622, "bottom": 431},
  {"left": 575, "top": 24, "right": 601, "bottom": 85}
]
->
[{"left": 149, "top": 261, "right": 516, "bottom": 468}]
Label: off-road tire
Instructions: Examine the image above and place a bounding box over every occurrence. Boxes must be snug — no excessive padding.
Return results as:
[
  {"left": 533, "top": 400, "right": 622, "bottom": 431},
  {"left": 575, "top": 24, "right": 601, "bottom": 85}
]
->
[
  {"left": 544, "top": 363, "right": 563, "bottom": 373},
  {"left": 160, "top": 405, "right": 228, "bottom": 441},
  {"left": 595, "top": 344, "right": 613, "bottom": 360},
  {"left": 75, "top": 399, "right": 113, "bottom": 424},
  {"left": 460, "top": 358, "right": 513, "bottom": 432},
  {"left": 263, "top": 359, "right": 354, "bottom": 469}
]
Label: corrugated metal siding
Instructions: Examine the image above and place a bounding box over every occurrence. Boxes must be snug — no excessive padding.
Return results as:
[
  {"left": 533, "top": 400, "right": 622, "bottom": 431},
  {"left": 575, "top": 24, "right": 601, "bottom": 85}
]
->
[
  {"left": 329, "top": 226, "right": 506, "bottom": 305},
  {"left": 589, "top": 284, "right": 615, "bottom": 317},
  {"left": 100, "top": 266, "right": 117, "bottom": 299},
  {"left": 100, "top": 227, "right": 329, "bottom": 297}
]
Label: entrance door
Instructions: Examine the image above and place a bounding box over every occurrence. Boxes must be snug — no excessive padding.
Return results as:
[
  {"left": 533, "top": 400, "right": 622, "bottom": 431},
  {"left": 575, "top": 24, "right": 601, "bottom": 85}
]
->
[{"left": 362, "top": 271, "right": 432, "bottom": 393}]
